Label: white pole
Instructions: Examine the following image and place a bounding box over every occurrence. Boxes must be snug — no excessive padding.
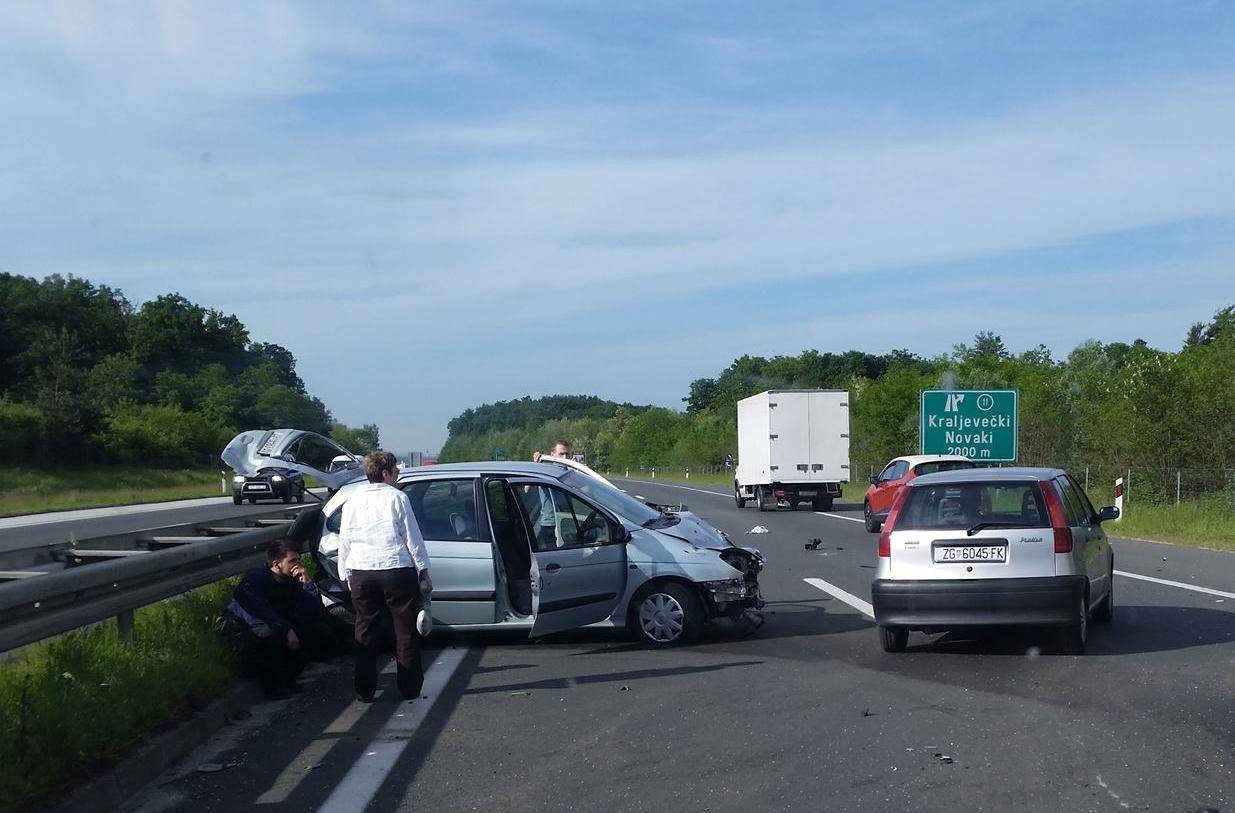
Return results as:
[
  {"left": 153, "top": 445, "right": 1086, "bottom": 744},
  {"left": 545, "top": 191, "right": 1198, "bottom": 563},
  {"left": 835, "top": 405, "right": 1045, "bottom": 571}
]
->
[
  {"left": 685, "top": 467, "right": 690, "bottom": 480},
  {"left": 220, "top": 469, "right": 226, "bottom": 495},
  {"left": 1114, "top": 477, "right": 1124, "bottom": 521},
  {"left": 1085, "top": 466, "right": 1090, "bottom": 492},
  {"left": 1176, "top": 470, "right": 1181, "bottom": 505}
]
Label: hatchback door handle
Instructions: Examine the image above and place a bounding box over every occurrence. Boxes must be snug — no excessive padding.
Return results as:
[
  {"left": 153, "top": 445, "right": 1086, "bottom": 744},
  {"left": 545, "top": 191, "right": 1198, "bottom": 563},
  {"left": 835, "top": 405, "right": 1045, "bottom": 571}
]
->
[{"left": 545, "top": 563, "right": 561, "bottom": 573}]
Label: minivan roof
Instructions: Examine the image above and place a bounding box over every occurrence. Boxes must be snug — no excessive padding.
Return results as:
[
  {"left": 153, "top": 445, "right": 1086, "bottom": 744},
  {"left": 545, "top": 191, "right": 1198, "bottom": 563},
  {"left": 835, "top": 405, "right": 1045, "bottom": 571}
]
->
[{"left": 911, "top": 466, "right": 1065, "bottom": 486}]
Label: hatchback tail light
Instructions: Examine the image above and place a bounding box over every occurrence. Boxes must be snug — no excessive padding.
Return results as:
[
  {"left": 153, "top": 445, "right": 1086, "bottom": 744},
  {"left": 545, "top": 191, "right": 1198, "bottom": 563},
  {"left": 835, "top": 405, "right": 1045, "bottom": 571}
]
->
[
  {"left": 878, "top": 489, "right": 908, "bottom": 557},
  {"left": 1040, "top": 480, "right": 1072, "bottom": 553}
]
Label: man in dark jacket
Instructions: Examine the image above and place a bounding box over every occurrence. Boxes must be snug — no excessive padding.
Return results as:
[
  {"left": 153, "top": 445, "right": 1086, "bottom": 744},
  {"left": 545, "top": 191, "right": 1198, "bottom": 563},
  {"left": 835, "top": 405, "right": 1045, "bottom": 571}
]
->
[{"left": 224, "top": 539, "right": 339, "bottom": 698}]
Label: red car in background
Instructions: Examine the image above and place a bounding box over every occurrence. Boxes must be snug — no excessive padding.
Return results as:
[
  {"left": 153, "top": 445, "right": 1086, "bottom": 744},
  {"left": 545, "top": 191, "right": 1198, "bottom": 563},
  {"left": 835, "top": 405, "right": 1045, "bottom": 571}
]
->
[{"left": 864, "top": 455, "right": 976, "bottom": 532}]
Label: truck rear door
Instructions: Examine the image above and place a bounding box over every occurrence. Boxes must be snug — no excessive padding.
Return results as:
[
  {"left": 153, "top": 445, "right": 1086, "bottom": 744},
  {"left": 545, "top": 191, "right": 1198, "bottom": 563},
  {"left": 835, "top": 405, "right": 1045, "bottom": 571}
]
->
[
  {"left": 806, "top": 391, "right": 850, "bottom": 482},
  {"left": 769, "top": 393, "right": 810, "bottom": 481}
]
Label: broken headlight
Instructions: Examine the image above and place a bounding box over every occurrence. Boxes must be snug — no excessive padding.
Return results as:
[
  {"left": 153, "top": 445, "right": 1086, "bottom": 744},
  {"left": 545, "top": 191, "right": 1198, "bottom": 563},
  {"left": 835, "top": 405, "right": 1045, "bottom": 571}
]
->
[{"left": 701, "top": 578, "right": 747, "bottom": 601}]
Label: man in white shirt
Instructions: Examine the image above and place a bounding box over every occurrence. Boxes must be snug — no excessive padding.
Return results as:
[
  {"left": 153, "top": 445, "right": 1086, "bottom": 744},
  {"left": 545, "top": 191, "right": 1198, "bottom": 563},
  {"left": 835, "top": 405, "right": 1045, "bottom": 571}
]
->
[{"left": 338, "top": 450, "right": 433, "bottom": 702}]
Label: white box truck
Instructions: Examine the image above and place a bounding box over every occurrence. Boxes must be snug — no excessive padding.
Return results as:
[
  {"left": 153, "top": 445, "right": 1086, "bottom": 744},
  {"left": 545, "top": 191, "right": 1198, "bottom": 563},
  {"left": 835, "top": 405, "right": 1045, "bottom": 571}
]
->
[{"left": 734, "top": 390, "right": 850, "bottom": 511}]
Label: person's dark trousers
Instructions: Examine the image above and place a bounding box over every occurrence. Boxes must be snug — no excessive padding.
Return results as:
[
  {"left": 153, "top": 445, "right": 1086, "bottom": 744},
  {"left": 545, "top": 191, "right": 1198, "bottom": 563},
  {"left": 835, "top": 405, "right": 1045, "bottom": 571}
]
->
[
  {"left": 237, "top": 626, "right": 308, "bottom": 695},
  {"left": 350, "top": 568, "right": 424, "bottom": 700}
]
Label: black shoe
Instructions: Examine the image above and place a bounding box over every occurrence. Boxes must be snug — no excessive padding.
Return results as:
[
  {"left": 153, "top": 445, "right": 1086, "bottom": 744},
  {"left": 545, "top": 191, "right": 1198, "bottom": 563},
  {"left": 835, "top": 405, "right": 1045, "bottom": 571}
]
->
[{"left": 354, "top": 691, "right": 375, "bottom": 703}]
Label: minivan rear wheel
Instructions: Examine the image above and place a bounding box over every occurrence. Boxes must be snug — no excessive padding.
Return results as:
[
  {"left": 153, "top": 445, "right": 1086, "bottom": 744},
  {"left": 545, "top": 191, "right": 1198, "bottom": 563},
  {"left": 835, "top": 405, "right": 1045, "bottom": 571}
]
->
[{"left": 878, "top": 625, "right": 908, "bottom": 653}]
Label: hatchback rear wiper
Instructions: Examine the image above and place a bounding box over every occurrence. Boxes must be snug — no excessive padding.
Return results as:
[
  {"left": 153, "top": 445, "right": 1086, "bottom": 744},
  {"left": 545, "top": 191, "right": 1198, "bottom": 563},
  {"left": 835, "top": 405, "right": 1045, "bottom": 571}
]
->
[{"left": 966, "top": 521, "right": 1029, "bottom": 537}]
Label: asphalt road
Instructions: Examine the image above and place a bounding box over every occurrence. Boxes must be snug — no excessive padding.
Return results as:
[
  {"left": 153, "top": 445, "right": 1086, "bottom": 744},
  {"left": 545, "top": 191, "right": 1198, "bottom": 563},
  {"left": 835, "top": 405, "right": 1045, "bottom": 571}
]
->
[{"left": 121, "top": 479, "right": 1234, "bottom": 813}]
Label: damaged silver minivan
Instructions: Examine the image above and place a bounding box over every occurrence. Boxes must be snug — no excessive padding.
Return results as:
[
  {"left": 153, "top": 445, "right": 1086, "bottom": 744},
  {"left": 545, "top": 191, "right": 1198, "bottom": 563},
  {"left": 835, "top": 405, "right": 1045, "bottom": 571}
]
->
[{"left": 223, "top": 429, "right": 765, "bottom": 646}]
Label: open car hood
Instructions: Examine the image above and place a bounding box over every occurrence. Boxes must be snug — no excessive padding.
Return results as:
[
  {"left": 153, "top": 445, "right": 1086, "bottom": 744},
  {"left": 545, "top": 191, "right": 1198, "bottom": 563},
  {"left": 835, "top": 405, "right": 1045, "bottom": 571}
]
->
[{"left": 222, "top": 429, "right": 362, "bottom": 490}]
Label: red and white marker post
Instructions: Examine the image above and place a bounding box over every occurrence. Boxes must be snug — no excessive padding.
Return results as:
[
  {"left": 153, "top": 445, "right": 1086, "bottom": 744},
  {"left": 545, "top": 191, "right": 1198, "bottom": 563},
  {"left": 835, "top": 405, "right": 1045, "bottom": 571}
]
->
[{"left": 1114, "top": 476, "right": 1124, "bottom": 521}]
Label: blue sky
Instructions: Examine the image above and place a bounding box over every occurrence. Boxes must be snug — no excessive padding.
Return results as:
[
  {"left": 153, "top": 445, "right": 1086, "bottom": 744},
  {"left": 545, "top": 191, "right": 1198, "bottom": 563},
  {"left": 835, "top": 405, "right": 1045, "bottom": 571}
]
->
[{"left": 3, "top": 1, "right": 1235, "bottom": 451}]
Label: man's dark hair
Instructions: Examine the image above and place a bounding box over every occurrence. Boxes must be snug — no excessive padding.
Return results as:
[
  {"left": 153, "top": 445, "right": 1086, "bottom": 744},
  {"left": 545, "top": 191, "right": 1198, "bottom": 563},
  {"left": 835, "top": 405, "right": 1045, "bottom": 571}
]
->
[{"left": 266, "top": 538, "right": 300, "bottom": 566}]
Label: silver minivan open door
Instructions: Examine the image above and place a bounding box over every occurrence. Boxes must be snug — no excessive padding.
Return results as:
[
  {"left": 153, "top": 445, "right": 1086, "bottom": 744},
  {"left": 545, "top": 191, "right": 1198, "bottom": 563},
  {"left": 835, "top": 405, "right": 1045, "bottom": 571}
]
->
[
  {"left": 511, "top": 481, "right": 629, "bottom": 638},
  {"left": 222, "top": 429, "right": 362, "bottom": 491}
]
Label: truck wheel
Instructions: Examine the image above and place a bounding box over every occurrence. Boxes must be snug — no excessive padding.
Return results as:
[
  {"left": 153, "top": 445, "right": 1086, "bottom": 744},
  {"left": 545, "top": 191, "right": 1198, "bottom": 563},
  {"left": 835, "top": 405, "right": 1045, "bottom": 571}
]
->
[
  {"left": 734, "top": 484, "right": 747, "bottom": 509},
  {"left": 813, "top": 496, "right": 833, "bottom": 512},
  {"left": 863, "top": 500, "right": 881, "bottom": 532},
  {"left": 756, "top": 486, "right": 774, "bottom": 512}
]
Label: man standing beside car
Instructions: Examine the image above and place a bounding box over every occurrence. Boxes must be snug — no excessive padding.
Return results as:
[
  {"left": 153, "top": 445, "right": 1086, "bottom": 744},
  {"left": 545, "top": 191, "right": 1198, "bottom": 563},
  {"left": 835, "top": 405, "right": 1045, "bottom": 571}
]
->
[{"left": 337, "top": 450, "right": 433, "bottom": 703}]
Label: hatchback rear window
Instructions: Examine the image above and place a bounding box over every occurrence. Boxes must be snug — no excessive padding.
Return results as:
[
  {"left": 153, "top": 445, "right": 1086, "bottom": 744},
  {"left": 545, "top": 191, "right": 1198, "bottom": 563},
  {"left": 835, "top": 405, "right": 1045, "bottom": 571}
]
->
[
  {"left": 896, "top": 481, "right": 1049, "bottom": 531},
  {"left": 914, "top": 460, "right": 977, "bottom": 476}
]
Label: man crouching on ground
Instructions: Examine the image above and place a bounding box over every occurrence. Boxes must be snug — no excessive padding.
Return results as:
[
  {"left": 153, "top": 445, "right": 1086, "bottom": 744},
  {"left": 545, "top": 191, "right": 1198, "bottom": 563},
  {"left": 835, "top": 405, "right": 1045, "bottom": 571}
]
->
[
  {"left": 223, "top": 539, "right": 339, "bottom": 698},
  {"left": 338, "top": 450, "right": 433, "bottom": 703}
]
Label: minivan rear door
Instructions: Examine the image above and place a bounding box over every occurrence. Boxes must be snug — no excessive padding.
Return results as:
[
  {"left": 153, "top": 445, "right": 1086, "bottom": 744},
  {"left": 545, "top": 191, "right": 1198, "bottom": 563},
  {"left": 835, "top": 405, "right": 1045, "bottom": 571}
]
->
[
  {"left": 222, "top": 429, "right": 361, "bottom": 490},
  {"left": 888, "top": 480, "right": 1057, "bottom": 580}
]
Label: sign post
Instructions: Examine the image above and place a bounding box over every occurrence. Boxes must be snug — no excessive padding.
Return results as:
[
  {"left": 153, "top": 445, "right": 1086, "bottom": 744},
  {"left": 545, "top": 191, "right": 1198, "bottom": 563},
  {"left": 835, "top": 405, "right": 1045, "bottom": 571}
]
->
[{"left": 920, "top": 390, "right": 1018, "bottom": 462}]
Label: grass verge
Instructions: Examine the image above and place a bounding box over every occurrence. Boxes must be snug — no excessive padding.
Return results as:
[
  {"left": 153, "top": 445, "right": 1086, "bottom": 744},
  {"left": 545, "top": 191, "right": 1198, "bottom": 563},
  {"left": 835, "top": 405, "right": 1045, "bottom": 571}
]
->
[
  {"left": 612, "top": 471, "right": 1234, "bottom": 550},
  {"left": 0, "top": 467, "right": 225, "bottom": 517},
  {"left": 0, "top": 580, "right": 237, "bottom": 813}
]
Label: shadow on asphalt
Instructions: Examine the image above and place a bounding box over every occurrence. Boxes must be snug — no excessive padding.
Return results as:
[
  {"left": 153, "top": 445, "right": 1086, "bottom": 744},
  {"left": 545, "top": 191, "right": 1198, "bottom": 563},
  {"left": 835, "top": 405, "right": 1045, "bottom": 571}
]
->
[
  {"left": 896, "top": 604, "right": 1235, "bottom": 656},
  {"left": 462, "top": 659, "right": 765, "bottom": 695}
]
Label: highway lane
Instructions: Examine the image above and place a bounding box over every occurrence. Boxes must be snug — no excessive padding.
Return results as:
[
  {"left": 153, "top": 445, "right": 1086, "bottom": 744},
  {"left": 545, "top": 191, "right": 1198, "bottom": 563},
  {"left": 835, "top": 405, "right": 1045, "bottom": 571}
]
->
[
  {"left": 0, "top": 495, "right": 326, "bottom": 559},
  {"left": 121, "top": 478, "right": 1234, "bottom": 813}
]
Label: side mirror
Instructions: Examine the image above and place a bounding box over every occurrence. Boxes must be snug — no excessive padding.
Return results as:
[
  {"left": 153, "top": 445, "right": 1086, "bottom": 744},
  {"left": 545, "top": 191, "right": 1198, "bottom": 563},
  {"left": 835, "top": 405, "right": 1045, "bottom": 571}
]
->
[
  {"left": 869, "top": 475, "right": 879, "bottom": 485},
  {"left": 613, "top": 522, "right": 632, "bottom": 544},
  {"left": 1097, "top": 506, "right": 1120, "bottom": 523}
]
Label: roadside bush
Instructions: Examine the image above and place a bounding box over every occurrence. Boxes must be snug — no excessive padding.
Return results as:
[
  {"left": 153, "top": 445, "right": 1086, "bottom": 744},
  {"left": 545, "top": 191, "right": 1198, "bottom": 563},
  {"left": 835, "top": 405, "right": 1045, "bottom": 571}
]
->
[
  {"left": 98, "top": 403, "right": 232, "bottom": 466},
  {"left": 0, "top": 400, "right": 46, "bottom": 463}
]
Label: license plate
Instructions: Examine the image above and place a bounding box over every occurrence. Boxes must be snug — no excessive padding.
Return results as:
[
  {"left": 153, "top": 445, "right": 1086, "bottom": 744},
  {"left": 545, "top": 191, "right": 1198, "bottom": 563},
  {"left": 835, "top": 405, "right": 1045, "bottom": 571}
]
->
[
  {"left": 933, "top": 545, "right": 1006, "bottom": 563},
  {"left": 799, "top": 491, "right": 817, "bottom": 497},
  {"left": 245, "top": 484, "right": 270, "bottom": 492}
]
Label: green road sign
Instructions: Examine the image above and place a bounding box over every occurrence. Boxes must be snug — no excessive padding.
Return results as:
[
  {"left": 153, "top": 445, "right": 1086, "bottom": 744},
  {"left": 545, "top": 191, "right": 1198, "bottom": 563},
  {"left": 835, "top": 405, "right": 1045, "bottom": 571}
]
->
[{"left": 920, "top": 390, "right": 1018, "bottom": 462}]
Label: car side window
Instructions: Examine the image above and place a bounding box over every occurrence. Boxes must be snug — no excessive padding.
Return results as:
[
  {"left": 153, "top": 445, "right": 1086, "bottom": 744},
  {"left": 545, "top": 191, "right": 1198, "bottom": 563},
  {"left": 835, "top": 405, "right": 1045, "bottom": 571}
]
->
[
  {"left": 890, "top": 461, "right": 909, "bottom": 480},
  {"left": 1054, "top": 477, "right": 1087, "bottom": 527},
  {"left": 402, "top": 479, "right": 479, "bottom": 541},
  {"left": 1066, "top": 475, "right": 1098, "bottom": 523},
  {"left": 515, "top": 484, "right": 612, "bottom": 552}
]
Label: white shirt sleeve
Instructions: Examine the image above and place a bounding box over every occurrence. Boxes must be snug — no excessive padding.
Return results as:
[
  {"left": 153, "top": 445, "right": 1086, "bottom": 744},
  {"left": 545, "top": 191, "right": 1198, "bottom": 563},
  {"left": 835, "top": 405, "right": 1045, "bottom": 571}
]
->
[
  {"left": 336, "top": 506, "right": 351, "bottom": 585},
  {"left": 397, "top": 491, "right": 431, "bottom": 573}
]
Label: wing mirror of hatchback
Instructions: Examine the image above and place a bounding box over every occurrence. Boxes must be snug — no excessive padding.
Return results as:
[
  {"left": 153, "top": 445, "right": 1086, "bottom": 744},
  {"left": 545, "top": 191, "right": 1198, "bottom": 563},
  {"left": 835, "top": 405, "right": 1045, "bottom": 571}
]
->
[
  {"left": 869, "top": 475, "right": 879, "bottom": 485},
  {"left": 1097, "top": 506, "right": 1120, "bottom": 523}
]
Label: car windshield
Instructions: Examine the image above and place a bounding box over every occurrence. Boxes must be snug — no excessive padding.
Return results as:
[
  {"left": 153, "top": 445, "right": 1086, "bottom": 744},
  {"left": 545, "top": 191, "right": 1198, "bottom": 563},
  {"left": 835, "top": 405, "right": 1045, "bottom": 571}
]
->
[
  {"left": 896, "top": 481, "right": 1049, "bottom": 531},
  {"left": 559, "top": 470, "right": 661, "bottom": 525}
]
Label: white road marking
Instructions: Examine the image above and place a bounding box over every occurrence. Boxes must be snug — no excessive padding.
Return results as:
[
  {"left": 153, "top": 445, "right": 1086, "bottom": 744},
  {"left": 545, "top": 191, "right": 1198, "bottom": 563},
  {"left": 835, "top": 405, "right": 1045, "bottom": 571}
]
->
[
  {"left": 1115, "top": 570, "right": 1235, "bottom": 601},
  {"left": 316, "top": 647, "right": 469, "bottom": 813},
  {"left": 803, "top": 577, "right": 874, "bottom": 618},
  {"left": 814, "top": 511, "right": 864, "bottom": 523}
]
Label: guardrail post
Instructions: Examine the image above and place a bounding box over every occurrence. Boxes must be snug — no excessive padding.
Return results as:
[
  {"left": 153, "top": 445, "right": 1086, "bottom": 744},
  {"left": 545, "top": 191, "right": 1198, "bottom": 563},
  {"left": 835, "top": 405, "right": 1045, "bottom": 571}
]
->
[
  {"left": 685, "top": 467, "right": 690, "bottom": 480},
  {"left": 652, "top": 467, "right": 656, "bottom": 479},
  {"left": 1176, "top": 470, "right": 1181, "bottom": 505},
  {"left": 117, "top": 609, "right": 135, "bottom": 642}
]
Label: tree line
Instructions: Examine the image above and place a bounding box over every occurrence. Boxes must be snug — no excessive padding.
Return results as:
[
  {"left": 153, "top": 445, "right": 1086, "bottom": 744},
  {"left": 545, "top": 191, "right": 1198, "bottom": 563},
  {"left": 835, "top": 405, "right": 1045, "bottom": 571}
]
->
[
  {"left": 439, "top": 307, "right": 1235, "bottom": 504},
  {"left": 0, "top": 273, "right": 379, "bottom": 467}
]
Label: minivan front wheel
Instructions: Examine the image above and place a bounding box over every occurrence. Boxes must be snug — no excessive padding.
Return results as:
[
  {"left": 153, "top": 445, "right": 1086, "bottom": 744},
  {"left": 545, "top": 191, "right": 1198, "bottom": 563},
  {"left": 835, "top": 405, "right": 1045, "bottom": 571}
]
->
[{"left": 632, "top": 582, "right": 703, "bottom": 647}]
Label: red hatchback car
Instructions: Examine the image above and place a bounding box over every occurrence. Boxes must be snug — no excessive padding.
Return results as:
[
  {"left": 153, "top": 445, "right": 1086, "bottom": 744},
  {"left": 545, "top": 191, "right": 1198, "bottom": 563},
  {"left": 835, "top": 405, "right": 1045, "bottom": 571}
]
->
[{"left": 864, "top": 455, "right": 975, "bottom": 532}]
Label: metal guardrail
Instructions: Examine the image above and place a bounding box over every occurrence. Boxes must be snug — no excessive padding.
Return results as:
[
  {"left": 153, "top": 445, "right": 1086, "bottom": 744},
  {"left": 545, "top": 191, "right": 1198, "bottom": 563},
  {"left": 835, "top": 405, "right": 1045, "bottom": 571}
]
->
[{"left": 0, "top": 523, "right": 288, "bottom": 653}]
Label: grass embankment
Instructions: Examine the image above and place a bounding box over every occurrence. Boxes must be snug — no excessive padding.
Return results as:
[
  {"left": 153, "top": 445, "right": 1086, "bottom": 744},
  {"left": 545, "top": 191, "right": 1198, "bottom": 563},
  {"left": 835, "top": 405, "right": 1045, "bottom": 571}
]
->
[
  {"left": 0, "top": 580, "right": 237, "bottom": 813},
  {"left": 611, "top": 470, "right": 1235, "bottom": 551},
  {"left": 0, "top": 467, "right": 225, "bottom": 517}
]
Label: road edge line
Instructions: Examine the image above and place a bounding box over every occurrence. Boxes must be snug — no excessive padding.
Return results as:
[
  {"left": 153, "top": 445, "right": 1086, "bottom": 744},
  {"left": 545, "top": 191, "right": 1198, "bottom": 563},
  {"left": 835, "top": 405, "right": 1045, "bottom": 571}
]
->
[
  {"left": 1114, "top": 570, "right": 1235, "bottom": 601},
  {"left": 316, "top": 646, "right": 470, "bottom": 813}
]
